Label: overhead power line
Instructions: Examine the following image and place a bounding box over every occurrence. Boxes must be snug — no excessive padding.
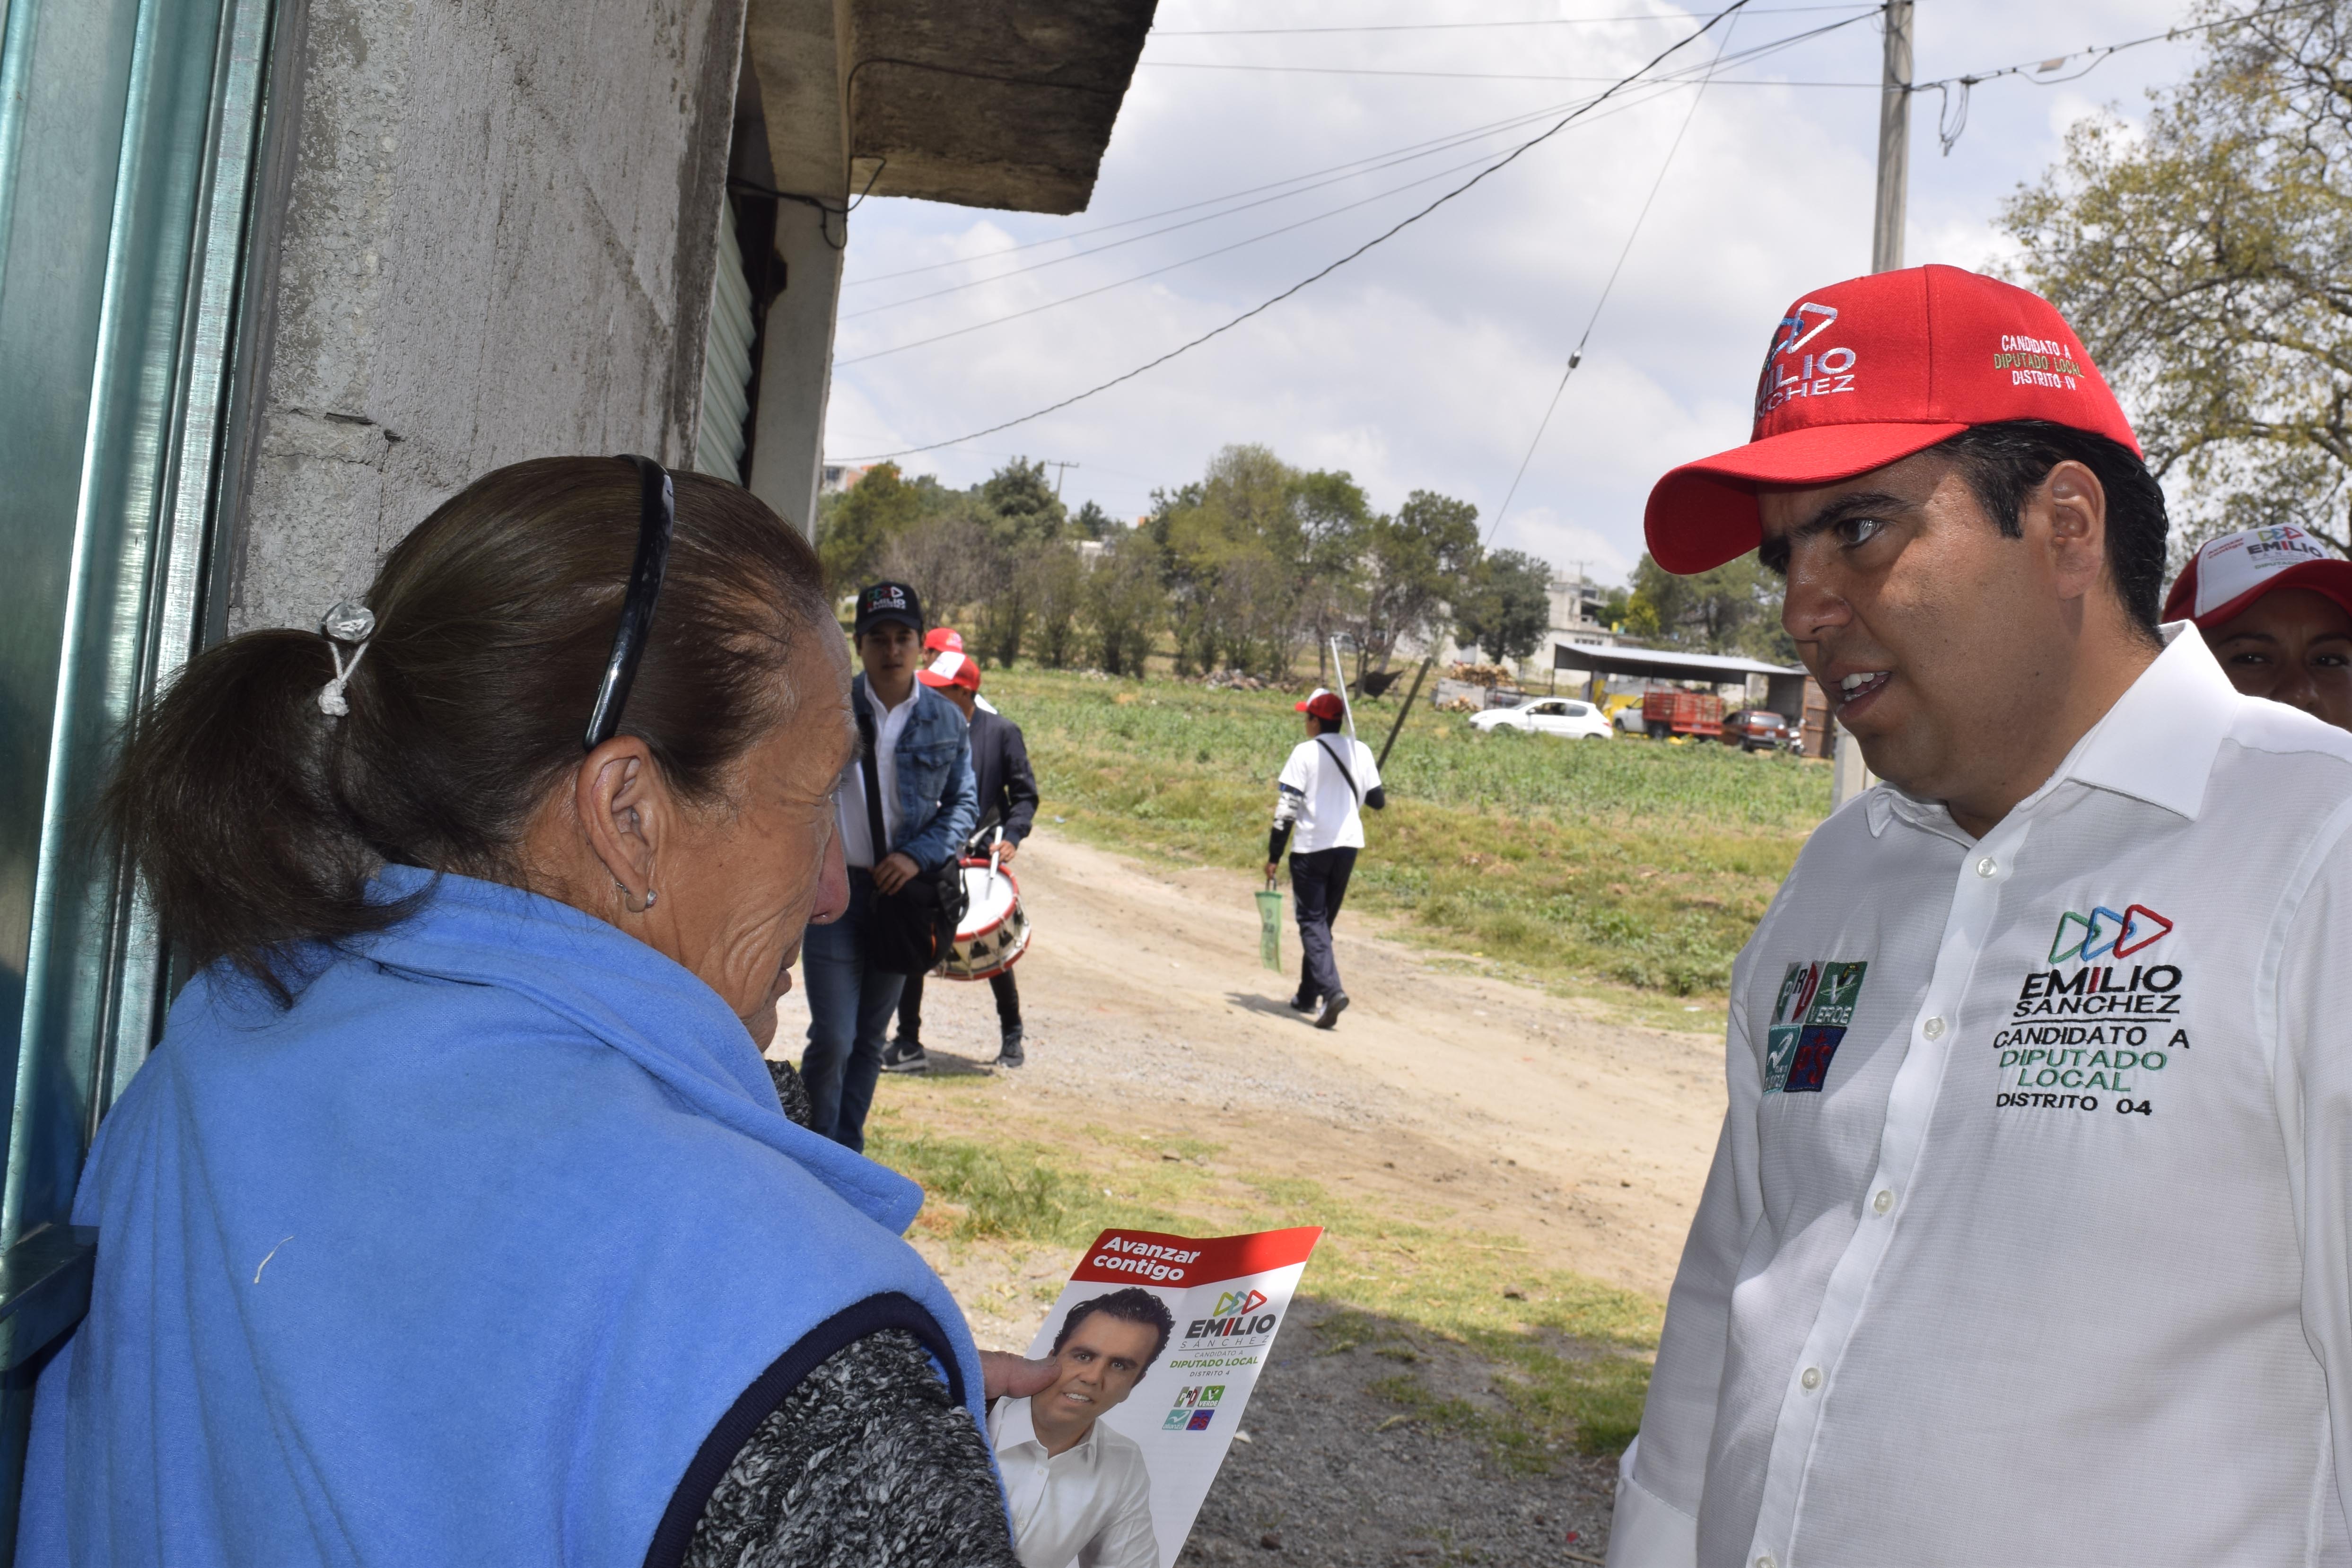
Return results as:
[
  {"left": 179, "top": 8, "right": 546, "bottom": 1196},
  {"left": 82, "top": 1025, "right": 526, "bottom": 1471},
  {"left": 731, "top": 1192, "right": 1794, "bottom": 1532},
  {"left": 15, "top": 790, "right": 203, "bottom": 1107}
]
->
[
  {"left": 1921, "top": 0, "right": 2328, "bottom": 153},
  {"left": 1154, "top": 3, "right": 1868, "bottom": 35},
  {"left": 840, "top": 28, "right": 1849, "bottom": 336},
  {"left": 833, "top": 0, "right": 1763, "bottom": 463},
  {"left": 1137, "top": 62, "right": 1874, "bottom": 84},
  {"left": 1486, "top": 2, "right": 1744, "bottom": 545},
  {"left": 843, "top": 11, "right": 1862, "bottom": 293},
  {"left": 835, "top": 14, "right": 1875, "bottom": 370}
]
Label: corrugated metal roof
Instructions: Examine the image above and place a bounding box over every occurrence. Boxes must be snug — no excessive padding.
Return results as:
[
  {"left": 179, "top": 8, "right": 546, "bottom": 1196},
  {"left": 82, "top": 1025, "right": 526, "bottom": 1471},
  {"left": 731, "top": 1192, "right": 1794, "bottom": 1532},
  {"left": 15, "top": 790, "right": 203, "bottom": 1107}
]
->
[{"left": 1550, "top": 641, "right": 1801, "bottom": 679}]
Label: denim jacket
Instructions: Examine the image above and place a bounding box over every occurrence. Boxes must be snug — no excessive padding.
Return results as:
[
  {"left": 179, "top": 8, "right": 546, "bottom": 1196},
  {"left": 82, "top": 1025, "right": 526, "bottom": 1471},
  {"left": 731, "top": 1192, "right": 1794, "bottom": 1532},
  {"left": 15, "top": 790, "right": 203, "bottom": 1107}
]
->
[{"left": 854, "top": 674, "right": 978, "bottom": 873}]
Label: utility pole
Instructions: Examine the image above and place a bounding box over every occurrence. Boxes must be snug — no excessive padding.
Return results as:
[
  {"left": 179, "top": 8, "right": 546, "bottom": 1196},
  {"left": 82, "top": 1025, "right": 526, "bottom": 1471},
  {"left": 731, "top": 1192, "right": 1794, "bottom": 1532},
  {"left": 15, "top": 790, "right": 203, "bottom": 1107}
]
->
[
  {"left": 1041, "top": 458, "right": 1081, "bottom": 497},
  {"left": 1871, "top": 0, "right": 1914, "bottom": 275},
  {"left": 1832, "top": 0, "right": 1912, "bottom": 810}
]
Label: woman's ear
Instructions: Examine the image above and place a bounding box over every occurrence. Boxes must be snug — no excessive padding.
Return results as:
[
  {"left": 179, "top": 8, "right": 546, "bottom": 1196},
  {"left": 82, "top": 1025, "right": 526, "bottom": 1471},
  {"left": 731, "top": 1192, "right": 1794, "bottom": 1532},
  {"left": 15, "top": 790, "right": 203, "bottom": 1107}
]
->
[{"left": 573, "top": 737, "right": 666, "bottom": 913}]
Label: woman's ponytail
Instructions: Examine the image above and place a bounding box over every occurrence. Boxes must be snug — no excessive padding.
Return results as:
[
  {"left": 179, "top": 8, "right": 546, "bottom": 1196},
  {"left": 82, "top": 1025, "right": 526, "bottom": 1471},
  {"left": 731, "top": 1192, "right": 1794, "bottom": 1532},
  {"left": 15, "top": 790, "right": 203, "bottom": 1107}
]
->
[{"left": 104, "top": 629, "right": 400, "bottom": 1001}]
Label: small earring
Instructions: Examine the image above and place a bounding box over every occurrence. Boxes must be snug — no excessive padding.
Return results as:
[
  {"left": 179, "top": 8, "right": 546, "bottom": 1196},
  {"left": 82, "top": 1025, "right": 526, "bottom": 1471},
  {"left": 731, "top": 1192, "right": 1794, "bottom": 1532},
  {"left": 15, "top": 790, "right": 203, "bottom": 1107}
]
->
[{"left": 615, "top": 883, "right": 657, "bottom": 914}]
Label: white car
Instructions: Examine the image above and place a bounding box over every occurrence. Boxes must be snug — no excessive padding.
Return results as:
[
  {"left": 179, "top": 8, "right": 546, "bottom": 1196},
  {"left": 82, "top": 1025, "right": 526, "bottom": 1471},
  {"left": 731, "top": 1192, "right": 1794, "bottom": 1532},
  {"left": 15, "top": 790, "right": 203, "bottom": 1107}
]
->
[{"left": 1467, "top": 697, "right": 1613, "bottom": 740}]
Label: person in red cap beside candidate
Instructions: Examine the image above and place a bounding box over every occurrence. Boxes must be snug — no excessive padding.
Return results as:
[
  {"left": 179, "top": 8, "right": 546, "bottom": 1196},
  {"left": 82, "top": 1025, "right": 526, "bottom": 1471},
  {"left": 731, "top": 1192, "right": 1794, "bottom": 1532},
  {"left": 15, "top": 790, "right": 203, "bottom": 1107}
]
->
[
  {"left": 1263, "top": 689, "right": 1384, "bottom": 1028},
  {"left": 1610, "top": 265, "right": 2352, "bottom": 1568},
  {"left": 2164, "top": 525, "right": 2352, "bottom": 732}
]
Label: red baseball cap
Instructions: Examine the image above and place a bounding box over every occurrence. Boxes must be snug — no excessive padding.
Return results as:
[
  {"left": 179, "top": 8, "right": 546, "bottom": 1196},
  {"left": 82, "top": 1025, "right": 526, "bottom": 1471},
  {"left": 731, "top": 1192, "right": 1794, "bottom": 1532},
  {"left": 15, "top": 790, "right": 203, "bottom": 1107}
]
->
[
  {"left": 2162, "top": 525, "right": 2352, "bottom": 628},
  {"left": 924, "top": 627, "right": 964, "bottom": 654},
  {"left": 1645, "top": 264, "right": 2142, "bottom": 573},
  {"left": 917, "top": 649, "right": 982, "bottom": 693},
  {"left": 1295, "top": 689, "right": 1345, "bottom": 721}
]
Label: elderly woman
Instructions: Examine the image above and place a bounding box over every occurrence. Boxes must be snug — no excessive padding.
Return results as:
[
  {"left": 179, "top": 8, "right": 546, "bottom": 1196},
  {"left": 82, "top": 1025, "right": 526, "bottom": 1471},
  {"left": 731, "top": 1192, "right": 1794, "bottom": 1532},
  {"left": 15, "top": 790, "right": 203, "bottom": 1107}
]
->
[{"left": 17, "top": 459, "right": 1037, "bottom": 1565}]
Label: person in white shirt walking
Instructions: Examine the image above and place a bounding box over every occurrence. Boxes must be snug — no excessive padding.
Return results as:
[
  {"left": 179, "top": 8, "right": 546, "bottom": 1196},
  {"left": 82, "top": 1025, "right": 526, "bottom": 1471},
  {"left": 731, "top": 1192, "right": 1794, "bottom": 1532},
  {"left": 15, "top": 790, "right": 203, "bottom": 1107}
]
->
[
  {"left": 989, "top": 1288, "right": 1171, "bottom": 1568},
  {"left": 1265, "top": 688, "right": 1385, "bottom": 1029},
  {"left": 1610, "top": 263, "right": 2352, "bottom": 1568}
]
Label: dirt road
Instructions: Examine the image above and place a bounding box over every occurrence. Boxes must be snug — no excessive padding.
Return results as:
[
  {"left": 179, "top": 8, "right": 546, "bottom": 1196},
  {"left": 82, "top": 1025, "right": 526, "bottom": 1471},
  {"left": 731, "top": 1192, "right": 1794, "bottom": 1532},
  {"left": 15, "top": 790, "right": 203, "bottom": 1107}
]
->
[{"left": 775, "top": 832, "right": 1726, "bottom": 1307}]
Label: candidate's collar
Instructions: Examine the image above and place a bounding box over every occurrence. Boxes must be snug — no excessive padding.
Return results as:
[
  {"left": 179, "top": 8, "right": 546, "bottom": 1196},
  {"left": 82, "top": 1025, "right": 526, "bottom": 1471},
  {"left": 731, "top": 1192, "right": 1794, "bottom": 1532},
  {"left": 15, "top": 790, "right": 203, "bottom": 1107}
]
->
[
  {"left": 997, "top": 1394, "right": 1102, "bottom": 1460},
  {"left": 1864, "top": 622, "right": 2233, "bottom": 837},
  {"left": 2046, "top": 621, "right": 2232, "bottom": 821}
]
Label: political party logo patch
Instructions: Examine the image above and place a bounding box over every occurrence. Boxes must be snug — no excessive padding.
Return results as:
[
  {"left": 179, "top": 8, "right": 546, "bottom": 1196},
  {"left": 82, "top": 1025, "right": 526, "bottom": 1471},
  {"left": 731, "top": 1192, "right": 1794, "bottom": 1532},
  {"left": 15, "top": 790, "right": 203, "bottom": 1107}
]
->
[
  {"left": 1764, "top": 960, "right": 1869, "bottom": 1095},
  {"left": 1188, "top": 1409, "right": 1216, "bottom": 1431},
  {"left": 1213, "top": 1288, "right": 1267, "bottom": 1318}
]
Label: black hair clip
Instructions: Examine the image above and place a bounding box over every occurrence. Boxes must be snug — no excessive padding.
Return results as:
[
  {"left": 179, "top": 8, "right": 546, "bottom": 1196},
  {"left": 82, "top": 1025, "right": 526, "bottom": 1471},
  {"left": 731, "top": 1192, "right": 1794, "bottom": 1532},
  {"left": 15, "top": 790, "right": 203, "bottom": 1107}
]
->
[{"left": 583, "top": 455, "right": 675, "bottom": 751}]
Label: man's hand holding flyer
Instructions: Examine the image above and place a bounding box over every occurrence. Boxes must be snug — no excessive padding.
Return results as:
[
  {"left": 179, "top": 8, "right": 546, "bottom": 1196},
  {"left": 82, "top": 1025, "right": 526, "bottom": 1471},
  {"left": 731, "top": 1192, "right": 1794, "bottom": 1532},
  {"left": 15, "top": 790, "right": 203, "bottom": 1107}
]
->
[{"left": 988, "top": 1226, "right": 1323, "bottom": 1568}]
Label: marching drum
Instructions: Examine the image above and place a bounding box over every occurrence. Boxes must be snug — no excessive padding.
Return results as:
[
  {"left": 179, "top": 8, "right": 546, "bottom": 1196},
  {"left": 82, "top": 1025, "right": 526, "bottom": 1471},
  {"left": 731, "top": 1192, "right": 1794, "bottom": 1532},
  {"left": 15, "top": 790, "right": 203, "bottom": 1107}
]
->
[{"left": 940, "top": 857, "right": 1030, "bottom": 981}]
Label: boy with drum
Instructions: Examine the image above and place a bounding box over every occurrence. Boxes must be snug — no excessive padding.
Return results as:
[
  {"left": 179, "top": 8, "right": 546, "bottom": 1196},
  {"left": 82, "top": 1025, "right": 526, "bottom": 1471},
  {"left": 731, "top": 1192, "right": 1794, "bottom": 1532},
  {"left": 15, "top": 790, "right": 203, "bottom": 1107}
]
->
[{"left": 885, "top": 646, "right": 1039, "bottom": 1072}]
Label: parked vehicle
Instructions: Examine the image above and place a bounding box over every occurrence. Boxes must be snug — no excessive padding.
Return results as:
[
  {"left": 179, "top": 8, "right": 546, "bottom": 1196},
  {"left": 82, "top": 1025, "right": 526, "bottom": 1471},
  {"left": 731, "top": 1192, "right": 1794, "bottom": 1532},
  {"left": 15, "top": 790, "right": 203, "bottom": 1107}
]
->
[
  {"left": 1642, "top": 690, "right": 1725, "bottom": 740},
  {"left": 1721, "top": 709, "right": 1792, "bottom": 752},
  {"left": 1467, "top": 696, "right": 1613, "bottom": 740}
]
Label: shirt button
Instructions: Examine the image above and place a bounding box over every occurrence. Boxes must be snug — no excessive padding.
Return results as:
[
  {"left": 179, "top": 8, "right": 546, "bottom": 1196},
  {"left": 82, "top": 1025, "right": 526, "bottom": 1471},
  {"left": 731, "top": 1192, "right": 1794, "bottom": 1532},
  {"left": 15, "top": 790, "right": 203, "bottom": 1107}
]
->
[
  {"left": 1922, "top": 1016, "right": 1946, "bottom": 1040},
  {"left": 1873, "top": 1188, "right": 1895, "bottom": 1215},
  {"left": 1975, "top": 855, "right": 1998, "bottom": 878},
  {"left": 1800, "top": 1366, "right": 1822, "bottom": 1391},
  {"left": 1757, "top": 1555, "right": 1778, "bottom": 1568}
]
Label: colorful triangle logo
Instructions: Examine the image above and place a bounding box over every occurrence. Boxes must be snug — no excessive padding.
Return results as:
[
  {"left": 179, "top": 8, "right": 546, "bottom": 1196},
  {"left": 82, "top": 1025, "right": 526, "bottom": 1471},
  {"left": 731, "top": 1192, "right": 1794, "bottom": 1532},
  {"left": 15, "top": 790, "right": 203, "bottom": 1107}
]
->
[
  {"left": 2112, "top": 904, "right": 2173, "bottom": 958},
  {"left": 2048, "top": 911, "right": 2094, "bottom": 964}
]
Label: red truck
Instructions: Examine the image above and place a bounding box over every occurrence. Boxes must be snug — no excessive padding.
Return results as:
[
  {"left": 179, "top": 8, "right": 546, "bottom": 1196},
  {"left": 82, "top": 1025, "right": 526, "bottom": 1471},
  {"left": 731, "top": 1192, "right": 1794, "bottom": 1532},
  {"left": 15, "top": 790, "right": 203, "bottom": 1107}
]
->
[{"left": 1642, "top": 690, "right": 1725, "bottom": 740}]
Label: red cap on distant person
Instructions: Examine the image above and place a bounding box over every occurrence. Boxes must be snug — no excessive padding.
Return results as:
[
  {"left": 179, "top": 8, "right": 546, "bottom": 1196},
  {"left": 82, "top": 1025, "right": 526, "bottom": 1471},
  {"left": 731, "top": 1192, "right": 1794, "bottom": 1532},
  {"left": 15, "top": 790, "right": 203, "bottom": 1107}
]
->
[
  {"left": 917, "top": 649, "right": 981, "bottom": 692},
  {"left": 924, "top": 627, "right": 964, "bottom": 654},
  {"left": 1644, "top": 265, "right": 2142, "bottom": 574},
  {"left": 2162, "top": 525, "right": 2352, "bottom": 628},
  {"left": 1295, "top": 689, "right": 1345, "bottom": 720}
]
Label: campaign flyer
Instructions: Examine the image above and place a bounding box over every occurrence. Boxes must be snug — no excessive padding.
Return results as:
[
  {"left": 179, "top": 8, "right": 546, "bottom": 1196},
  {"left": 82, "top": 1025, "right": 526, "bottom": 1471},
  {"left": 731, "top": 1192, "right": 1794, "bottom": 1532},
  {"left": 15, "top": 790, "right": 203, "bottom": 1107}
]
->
[{"left": 994, "top": 1226, "right": 1323, "bottom": 1568}]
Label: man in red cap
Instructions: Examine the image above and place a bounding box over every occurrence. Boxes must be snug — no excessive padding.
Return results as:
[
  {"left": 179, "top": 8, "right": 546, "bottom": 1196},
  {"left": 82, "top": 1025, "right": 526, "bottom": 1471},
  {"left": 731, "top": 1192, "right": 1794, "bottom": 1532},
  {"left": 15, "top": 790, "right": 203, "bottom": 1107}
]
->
[
  {"left": 2165, "top": 525, "right": 2352, "bottom": 733},
  {"left": 1611, "top": 265, "right": 2352, "bottom": 1568},
  {"left": 1264, "top": 689, "right": 1384, "bottom": 1028}
]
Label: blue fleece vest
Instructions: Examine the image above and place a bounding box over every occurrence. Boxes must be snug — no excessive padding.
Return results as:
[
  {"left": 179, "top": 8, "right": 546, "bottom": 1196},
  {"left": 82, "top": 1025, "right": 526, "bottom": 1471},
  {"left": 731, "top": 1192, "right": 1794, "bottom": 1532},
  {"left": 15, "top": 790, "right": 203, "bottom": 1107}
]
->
[{"left": 16, "top": 867, "right": 984, "bottom": 1566}]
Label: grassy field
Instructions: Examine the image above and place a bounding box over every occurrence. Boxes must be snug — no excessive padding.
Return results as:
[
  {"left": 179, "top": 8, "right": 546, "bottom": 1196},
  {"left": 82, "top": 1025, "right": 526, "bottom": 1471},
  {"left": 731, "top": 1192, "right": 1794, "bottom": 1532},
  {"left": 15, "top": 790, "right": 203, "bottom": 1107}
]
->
[
  {"left": 990, "top": 666, "right": 1829, "bottom": 1012},
  {"left": 868, "top": 1098, "right": 1661, "bottom": 1460}
]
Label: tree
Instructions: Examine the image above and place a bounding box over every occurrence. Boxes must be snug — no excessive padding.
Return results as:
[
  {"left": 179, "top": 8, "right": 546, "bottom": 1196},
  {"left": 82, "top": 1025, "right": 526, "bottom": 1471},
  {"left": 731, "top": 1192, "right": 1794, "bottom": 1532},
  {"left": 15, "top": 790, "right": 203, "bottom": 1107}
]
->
[
  {"left": 1072, "top": 499, "right": 1115, "bottom": 539},
  {"left": 816, "top": 463, "right": 924, "bottom": 588},
  {"left": 979, "top": 458, "right": 1067, "bottom": 545},
  {"left": 1025, "top": 545, "right": 1086, "bottom": 669},
  {"left": 1456, "top": 549, "right": 1555, "bottom": 665},
  {"left": 875, "top": 511, "right": 991, "bottom": 622},
  {"left": 1357, "top": 490, "right": 1480, "bottom": 671},
  {"left": 2002, "top": 1, "right": 2352, "bottom": 556},
  {"left": 1628, "top": 553, "right": 1784, "bottom": 655},
  {"left": 1087, "top": 534, "right": 1163, "bottom": 675}
]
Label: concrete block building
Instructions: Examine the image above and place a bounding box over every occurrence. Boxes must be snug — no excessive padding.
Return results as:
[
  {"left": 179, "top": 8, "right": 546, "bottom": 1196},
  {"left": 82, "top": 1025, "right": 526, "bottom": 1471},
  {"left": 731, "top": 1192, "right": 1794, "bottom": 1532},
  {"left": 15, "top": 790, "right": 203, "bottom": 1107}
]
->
[{"left": 0, "top": 0, "right": 1154, "bottom": 1536}]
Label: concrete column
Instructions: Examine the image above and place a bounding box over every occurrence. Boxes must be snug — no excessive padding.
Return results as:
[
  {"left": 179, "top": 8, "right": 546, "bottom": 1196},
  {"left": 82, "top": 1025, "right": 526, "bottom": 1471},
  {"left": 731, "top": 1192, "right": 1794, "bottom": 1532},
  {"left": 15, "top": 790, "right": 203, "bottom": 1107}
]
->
[{"left": 745, "top": 198, "right": 842, "bottom": 541}]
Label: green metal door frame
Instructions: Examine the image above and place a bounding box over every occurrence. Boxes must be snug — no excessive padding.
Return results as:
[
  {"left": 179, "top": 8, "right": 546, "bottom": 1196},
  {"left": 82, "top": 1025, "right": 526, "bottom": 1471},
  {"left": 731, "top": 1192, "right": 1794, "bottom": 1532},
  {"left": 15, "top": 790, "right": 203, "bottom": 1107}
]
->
[{"left": 0, "top": 0, "right": 288, "bottom": 1549}]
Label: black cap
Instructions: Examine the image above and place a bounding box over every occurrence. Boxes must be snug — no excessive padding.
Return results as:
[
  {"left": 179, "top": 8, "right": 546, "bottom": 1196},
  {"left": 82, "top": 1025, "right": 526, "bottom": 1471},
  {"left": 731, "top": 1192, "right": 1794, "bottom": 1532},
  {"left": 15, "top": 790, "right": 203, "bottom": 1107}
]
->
[{"left": 854, "top": 581, "right": 924, "bottom": 637}]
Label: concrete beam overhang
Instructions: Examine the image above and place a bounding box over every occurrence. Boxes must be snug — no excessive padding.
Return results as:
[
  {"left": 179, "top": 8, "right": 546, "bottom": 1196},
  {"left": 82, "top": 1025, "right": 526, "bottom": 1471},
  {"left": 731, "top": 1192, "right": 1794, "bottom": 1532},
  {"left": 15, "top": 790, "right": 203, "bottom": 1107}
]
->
[{"left": 746, "top": 0, "right": 1155, "bottom": 214}]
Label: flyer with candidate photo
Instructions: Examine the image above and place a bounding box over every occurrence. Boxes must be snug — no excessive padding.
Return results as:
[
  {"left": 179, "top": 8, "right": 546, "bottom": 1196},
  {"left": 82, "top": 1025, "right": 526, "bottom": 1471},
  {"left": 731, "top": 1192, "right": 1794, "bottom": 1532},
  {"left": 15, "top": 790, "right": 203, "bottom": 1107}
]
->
[{"left": 990, "top": 1226, "right": 1323, "bottom": 1568}]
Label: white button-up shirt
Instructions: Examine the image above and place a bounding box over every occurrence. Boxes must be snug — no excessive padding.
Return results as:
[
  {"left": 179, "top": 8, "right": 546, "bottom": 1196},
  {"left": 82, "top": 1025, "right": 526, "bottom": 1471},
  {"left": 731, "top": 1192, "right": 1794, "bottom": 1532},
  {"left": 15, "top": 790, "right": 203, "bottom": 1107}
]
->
[
  {"left": 1611, "top": 626, "right": 2352, "bottom": 1568},
  {"left": 836, "top": 683, "right": 915, "bottom": 869},
  {"left": 988, "top": 1395, "right": 1159, "bottom": 1568}
]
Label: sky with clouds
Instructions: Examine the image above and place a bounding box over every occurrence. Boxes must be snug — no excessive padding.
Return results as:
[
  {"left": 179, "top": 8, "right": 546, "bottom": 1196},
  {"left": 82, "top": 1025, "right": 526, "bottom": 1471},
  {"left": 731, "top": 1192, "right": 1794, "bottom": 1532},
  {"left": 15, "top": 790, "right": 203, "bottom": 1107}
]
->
[{"left": 824, "top": 0, "right": 2197, "bottom": 587}]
